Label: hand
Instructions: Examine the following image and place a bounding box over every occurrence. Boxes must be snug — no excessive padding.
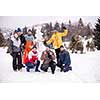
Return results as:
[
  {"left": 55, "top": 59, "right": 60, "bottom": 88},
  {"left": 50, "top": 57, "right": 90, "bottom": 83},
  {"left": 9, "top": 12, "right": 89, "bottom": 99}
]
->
[
  {"left": 49, "top": 52, "right": 52, "bottom": 55},
  {"left": 29, "top": 46, "right": 33, "bottom": 49},
  {"left": 22, "top": 43, "right": 24, "bottom": 46},
  {"left": 62, "top": 64, "right": 65, "bottom": 67},
  {"left": 34, "top": 60, "right": 37, "bottom": 64},
  {"left": 63, "top": 26, "right": 66, "bottom": 30},
  {"left": 18, "top": 53, "right": 21, "bottom": 56}
]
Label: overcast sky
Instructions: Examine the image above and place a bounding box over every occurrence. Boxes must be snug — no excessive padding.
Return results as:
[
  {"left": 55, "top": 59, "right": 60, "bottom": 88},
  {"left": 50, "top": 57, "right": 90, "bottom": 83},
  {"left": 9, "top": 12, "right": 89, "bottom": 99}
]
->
[{"left": 0, "top": 16, "right": 99, "bottom": 29}]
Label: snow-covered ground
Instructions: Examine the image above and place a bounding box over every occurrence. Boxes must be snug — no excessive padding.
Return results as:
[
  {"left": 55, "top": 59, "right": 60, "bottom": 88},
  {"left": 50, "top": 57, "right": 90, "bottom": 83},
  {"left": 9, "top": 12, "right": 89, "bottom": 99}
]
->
[{"left": 0, "top": 47, "right": 100, "bottom": 83}]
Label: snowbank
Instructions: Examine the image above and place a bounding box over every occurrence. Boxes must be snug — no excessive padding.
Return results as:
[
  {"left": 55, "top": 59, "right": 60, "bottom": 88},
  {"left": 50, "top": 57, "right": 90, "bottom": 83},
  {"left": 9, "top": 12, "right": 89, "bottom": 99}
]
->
[{"left": 0, "top": 47, "right": 100, "bottom": 83}]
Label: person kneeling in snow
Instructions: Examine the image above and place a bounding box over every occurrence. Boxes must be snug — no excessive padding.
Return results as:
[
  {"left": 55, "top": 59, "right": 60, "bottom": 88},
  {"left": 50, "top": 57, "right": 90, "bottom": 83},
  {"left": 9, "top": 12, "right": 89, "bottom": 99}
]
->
[
  {"left": 40, "top": 45, "right": 56, "bottom": 74},
  {"left": 25, "top": 46, "right": 40, "bottom": 72},
  {"left": 57, "top": 46, "right": 72, "bottom": 72}
]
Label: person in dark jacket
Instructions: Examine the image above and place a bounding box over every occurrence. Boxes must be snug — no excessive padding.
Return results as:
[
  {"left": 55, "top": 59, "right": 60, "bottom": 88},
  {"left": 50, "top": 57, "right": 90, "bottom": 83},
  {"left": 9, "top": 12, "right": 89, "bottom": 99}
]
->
[
  {"left": 57, "top": 45, "right": 72, "bottom": 72},
  {"left": 17, "top": 28, "right": 26, "bottom": 51},
  {"left": 10, "top": 30, "right": 23, "bottom": 71},
  {"left": 17, "top": 28, "right": 26, "bottom": 68},
  {"left": 40, "top": 45, "right": 56, "bottom": 74}
]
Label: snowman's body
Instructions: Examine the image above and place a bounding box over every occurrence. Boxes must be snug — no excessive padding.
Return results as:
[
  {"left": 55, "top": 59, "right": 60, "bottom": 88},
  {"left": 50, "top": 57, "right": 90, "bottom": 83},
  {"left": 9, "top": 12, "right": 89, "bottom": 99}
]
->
[{"left": 35, "top": 29, "right": 46, "bottom": 56}]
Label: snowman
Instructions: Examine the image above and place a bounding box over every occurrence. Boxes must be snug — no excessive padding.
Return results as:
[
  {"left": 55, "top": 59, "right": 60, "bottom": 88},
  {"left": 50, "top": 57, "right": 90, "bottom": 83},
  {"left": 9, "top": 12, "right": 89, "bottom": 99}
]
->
[{"left": 35, "top": 27, "right": 46, "bottom": 54}]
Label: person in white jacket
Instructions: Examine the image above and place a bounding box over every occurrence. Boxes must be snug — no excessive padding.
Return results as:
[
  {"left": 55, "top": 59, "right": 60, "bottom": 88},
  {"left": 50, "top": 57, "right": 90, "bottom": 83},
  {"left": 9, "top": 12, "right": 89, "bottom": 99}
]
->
[{"left": 10, "top": 30, "right": 23, "bottom": 71}]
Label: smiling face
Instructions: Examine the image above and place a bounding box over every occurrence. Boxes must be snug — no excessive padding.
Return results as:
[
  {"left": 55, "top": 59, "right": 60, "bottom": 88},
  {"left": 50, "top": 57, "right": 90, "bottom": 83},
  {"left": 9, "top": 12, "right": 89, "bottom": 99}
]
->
[
  {"left": 28, "top": 31, "right": 32, "bottom": 35},
  {"left": 17, "top": 31, "right": 22, "bottom": 36},
  {"left": 60, "top": 47, "right": 64, "bottom": 51},
  {"left": 33, "top": 47, "right": 37, "bottom": 52},
  {"left": 14, "top": 33, "right": 19, "bottom": 39}
]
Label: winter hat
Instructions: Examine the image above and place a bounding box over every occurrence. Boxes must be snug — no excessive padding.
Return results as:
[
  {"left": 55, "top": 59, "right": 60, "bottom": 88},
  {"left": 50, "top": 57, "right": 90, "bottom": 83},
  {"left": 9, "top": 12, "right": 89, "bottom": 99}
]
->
[
  {"left": 46, "top": 44, "right": 50, "bottom": 48},
  {"left": 60, "top": 45, "right": 64, "bottom": 48},
  {"left": 28, "top": 29, "right": 32, "bottom": 32},
  {"left": 51, "top": 30, "right": 57, "bottom": 33},
  {"left": 17, "top": 28, "right": 22, "bottom": 32},
  {"left": 14, "top": 30, "right": 18, "bottom": 33}
]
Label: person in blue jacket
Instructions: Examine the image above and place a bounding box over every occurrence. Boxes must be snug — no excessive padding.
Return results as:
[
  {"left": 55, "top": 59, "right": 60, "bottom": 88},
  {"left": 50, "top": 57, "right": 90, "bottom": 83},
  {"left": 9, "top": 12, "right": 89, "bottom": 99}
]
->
[{"left": 57, "top": 45, "right": 72, "bottom": 72}]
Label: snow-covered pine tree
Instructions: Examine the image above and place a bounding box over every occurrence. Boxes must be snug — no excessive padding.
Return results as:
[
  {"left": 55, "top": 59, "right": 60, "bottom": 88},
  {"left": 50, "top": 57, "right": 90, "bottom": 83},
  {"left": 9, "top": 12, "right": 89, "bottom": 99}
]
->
[
  {"left": 0, "top": 32, "right": 5, "bottom": 47},
  {"left": 94, "top": 17, "right": 100, "bottom": 50}
]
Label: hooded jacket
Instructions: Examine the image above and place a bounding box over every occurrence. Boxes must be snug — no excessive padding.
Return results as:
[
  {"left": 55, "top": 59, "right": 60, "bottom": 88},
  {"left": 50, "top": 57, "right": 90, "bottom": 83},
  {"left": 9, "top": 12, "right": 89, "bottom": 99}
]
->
[
  {"left": 47, "top": 30, "right": 68, "bottom": 49},
  {"left": 11, "top": 36, "right": 21, "bottom": 53}
]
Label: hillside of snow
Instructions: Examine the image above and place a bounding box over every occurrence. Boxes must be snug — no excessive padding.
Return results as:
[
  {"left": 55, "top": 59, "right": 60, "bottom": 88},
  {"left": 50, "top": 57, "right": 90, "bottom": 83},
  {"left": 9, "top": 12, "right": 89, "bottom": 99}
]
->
[{"left": 0, "top": 46, "right": 100, "bottom": 83}]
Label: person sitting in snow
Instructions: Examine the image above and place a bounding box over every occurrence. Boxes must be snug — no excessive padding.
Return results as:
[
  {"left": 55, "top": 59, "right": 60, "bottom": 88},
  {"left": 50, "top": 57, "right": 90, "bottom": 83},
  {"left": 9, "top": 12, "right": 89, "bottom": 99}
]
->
[
  {"left": 57, "top": 45, "right": 72, "bottom": 72},
  {"left": 10, "top": 30, "right": 23, "bottom": 71},
  {"left": 25, "top": 46, "right": 40, "bottom": 72},
  {"left": 40, "top": 45, "right": 56, "bottom": 74}
]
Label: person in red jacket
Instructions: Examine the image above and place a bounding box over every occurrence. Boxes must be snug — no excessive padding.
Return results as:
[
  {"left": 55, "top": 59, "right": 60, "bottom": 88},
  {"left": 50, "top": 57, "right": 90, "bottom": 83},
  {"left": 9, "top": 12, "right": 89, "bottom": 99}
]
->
[{"left": 25, "top": 46, "right": 40, "bottom": 72}]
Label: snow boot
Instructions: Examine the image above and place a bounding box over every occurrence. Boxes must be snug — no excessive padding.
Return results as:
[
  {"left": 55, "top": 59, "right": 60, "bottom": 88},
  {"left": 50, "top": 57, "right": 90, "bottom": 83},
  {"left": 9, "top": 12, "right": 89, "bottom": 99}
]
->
[
  {"left": 26, "top": 68, "right": 30, "bottom": 72},
  {"left": 35, "top": 69, "right": 40, "bottom": 72},
  {"left": 63, "top": 66, "right": 69, "bottom": 72},
  {"left": 68, "top": 66, "right": 72, "bottom": 71}
]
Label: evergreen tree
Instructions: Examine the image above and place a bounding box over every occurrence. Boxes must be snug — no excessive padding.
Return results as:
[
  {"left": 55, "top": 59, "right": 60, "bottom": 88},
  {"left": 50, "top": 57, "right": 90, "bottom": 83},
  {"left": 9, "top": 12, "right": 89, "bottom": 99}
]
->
[
  {"left": 61, "top": 22, "right": 65, "bottom": 32},
  {"left": 54, "top": 21, "right": 60, "bottom": 31},
  {"left": 94, "top": 17, "right": 100, "bottom": 50},
  {"left": 49, "top": 22, "right": 53, "bottom": 32},
  {"left": 78, "top": 18, "right": 84, "bottom": 28},
  {"left": 86, "top": 23, "right": 92, "bottom": 37},
  {"left": 0, "top": 33, "right": 5, "bottom": 47},
  {"left": 23, "top": 26, "right": 27, "bottom": 34},
  {"left": 32, "top": 26, "right": 36, "bottom": 38},
  {"left": 69, "top": 20, "right": 71, "bottom": 26}
]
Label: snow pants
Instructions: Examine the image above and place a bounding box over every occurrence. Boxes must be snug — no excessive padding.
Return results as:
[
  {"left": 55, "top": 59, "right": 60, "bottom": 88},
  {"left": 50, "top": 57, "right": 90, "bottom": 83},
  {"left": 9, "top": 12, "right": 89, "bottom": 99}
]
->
[
  {"left": 12, "top": 52, "right": 23, "bottom": 71},
  {"left": 55, "top": 48, "right": 60, "bottom": 63},
  {"left": 57, "top": 61, "right": 72, "bottom": 72},
  {"left": 40, "top": 61, "right": 56, "bottom": 74},
  {"left": 25, "top": 60, "right": 40, "bottom": 72}
]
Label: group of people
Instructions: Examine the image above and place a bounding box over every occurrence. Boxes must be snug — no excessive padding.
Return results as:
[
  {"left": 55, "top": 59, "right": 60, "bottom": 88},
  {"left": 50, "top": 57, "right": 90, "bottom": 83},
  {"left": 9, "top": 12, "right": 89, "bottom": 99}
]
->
[{"left": 8, "top": 27, "right": 72, "bottom": 74}]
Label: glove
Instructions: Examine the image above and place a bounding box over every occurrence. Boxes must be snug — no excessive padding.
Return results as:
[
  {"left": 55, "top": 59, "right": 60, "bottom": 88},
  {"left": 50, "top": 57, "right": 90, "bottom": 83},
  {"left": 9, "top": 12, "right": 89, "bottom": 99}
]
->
[
  {"left": 18, "top": 53, "right": 21, "bottom": 56},
  {"left": 63, "top": 26, "right": 66, "bottom": 30},
  {"left": 62, "top": 64, "right": 65, "bottom": 67}
]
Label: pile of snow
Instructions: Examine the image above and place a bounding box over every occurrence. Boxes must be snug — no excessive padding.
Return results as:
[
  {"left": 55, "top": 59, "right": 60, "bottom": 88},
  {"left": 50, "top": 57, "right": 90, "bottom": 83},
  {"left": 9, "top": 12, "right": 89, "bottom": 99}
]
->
[{"left": 0, "top": 47, "right": 100, "bottom": 83}]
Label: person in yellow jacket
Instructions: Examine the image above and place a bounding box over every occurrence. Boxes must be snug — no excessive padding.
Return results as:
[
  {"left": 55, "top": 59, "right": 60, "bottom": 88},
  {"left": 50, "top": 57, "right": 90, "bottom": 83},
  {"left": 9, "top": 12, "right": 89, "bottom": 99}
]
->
[{"left": 47, "top": 27, "right": 68, "bottom": 62}]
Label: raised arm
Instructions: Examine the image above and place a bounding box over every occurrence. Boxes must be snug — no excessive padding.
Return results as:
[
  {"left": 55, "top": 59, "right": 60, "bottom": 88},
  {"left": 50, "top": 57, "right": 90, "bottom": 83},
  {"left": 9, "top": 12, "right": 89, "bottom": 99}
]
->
[{"left": 60, "top": 29, "right": 68, "bottom": 37}]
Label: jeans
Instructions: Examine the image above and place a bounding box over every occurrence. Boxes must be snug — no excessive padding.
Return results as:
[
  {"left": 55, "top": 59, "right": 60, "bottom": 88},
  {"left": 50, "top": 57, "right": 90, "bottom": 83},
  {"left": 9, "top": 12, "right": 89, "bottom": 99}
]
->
[
  {"left": 25, "top": 60, "right": 40, "bottom": 72},
  {"left": 12, "top": 52, "right": 22, "bottom": 71}
]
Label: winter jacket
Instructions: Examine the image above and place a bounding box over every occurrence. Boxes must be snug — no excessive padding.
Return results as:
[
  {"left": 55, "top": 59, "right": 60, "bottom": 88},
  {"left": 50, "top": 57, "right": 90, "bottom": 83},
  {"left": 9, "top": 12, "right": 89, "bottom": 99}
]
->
[
  {"left": 20, "top": 34, "right": 26, "bottom": 45},
  {"left": 23, "top": 34, "right": 35, "bottom": 64},
  {"left": 59, "top": 50, "right": 71, "bottom": 66},
  {"left": 24, "top": 34, "right": 34, "bottom": 42},
  {"left": 24, "top": 34, "right": 35, "bottom": 51},
  {"left": 26, "top": 50, "right": 38, "bottom": 64},
  {"left": 41, "top": 50, "right": 55, "bottom": 64},
  {"left": 10, "top": 37, "right": 21, "bottom": 53},
  {"left": 47, "top": 29, "right": 68, "bottom": 49}
]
